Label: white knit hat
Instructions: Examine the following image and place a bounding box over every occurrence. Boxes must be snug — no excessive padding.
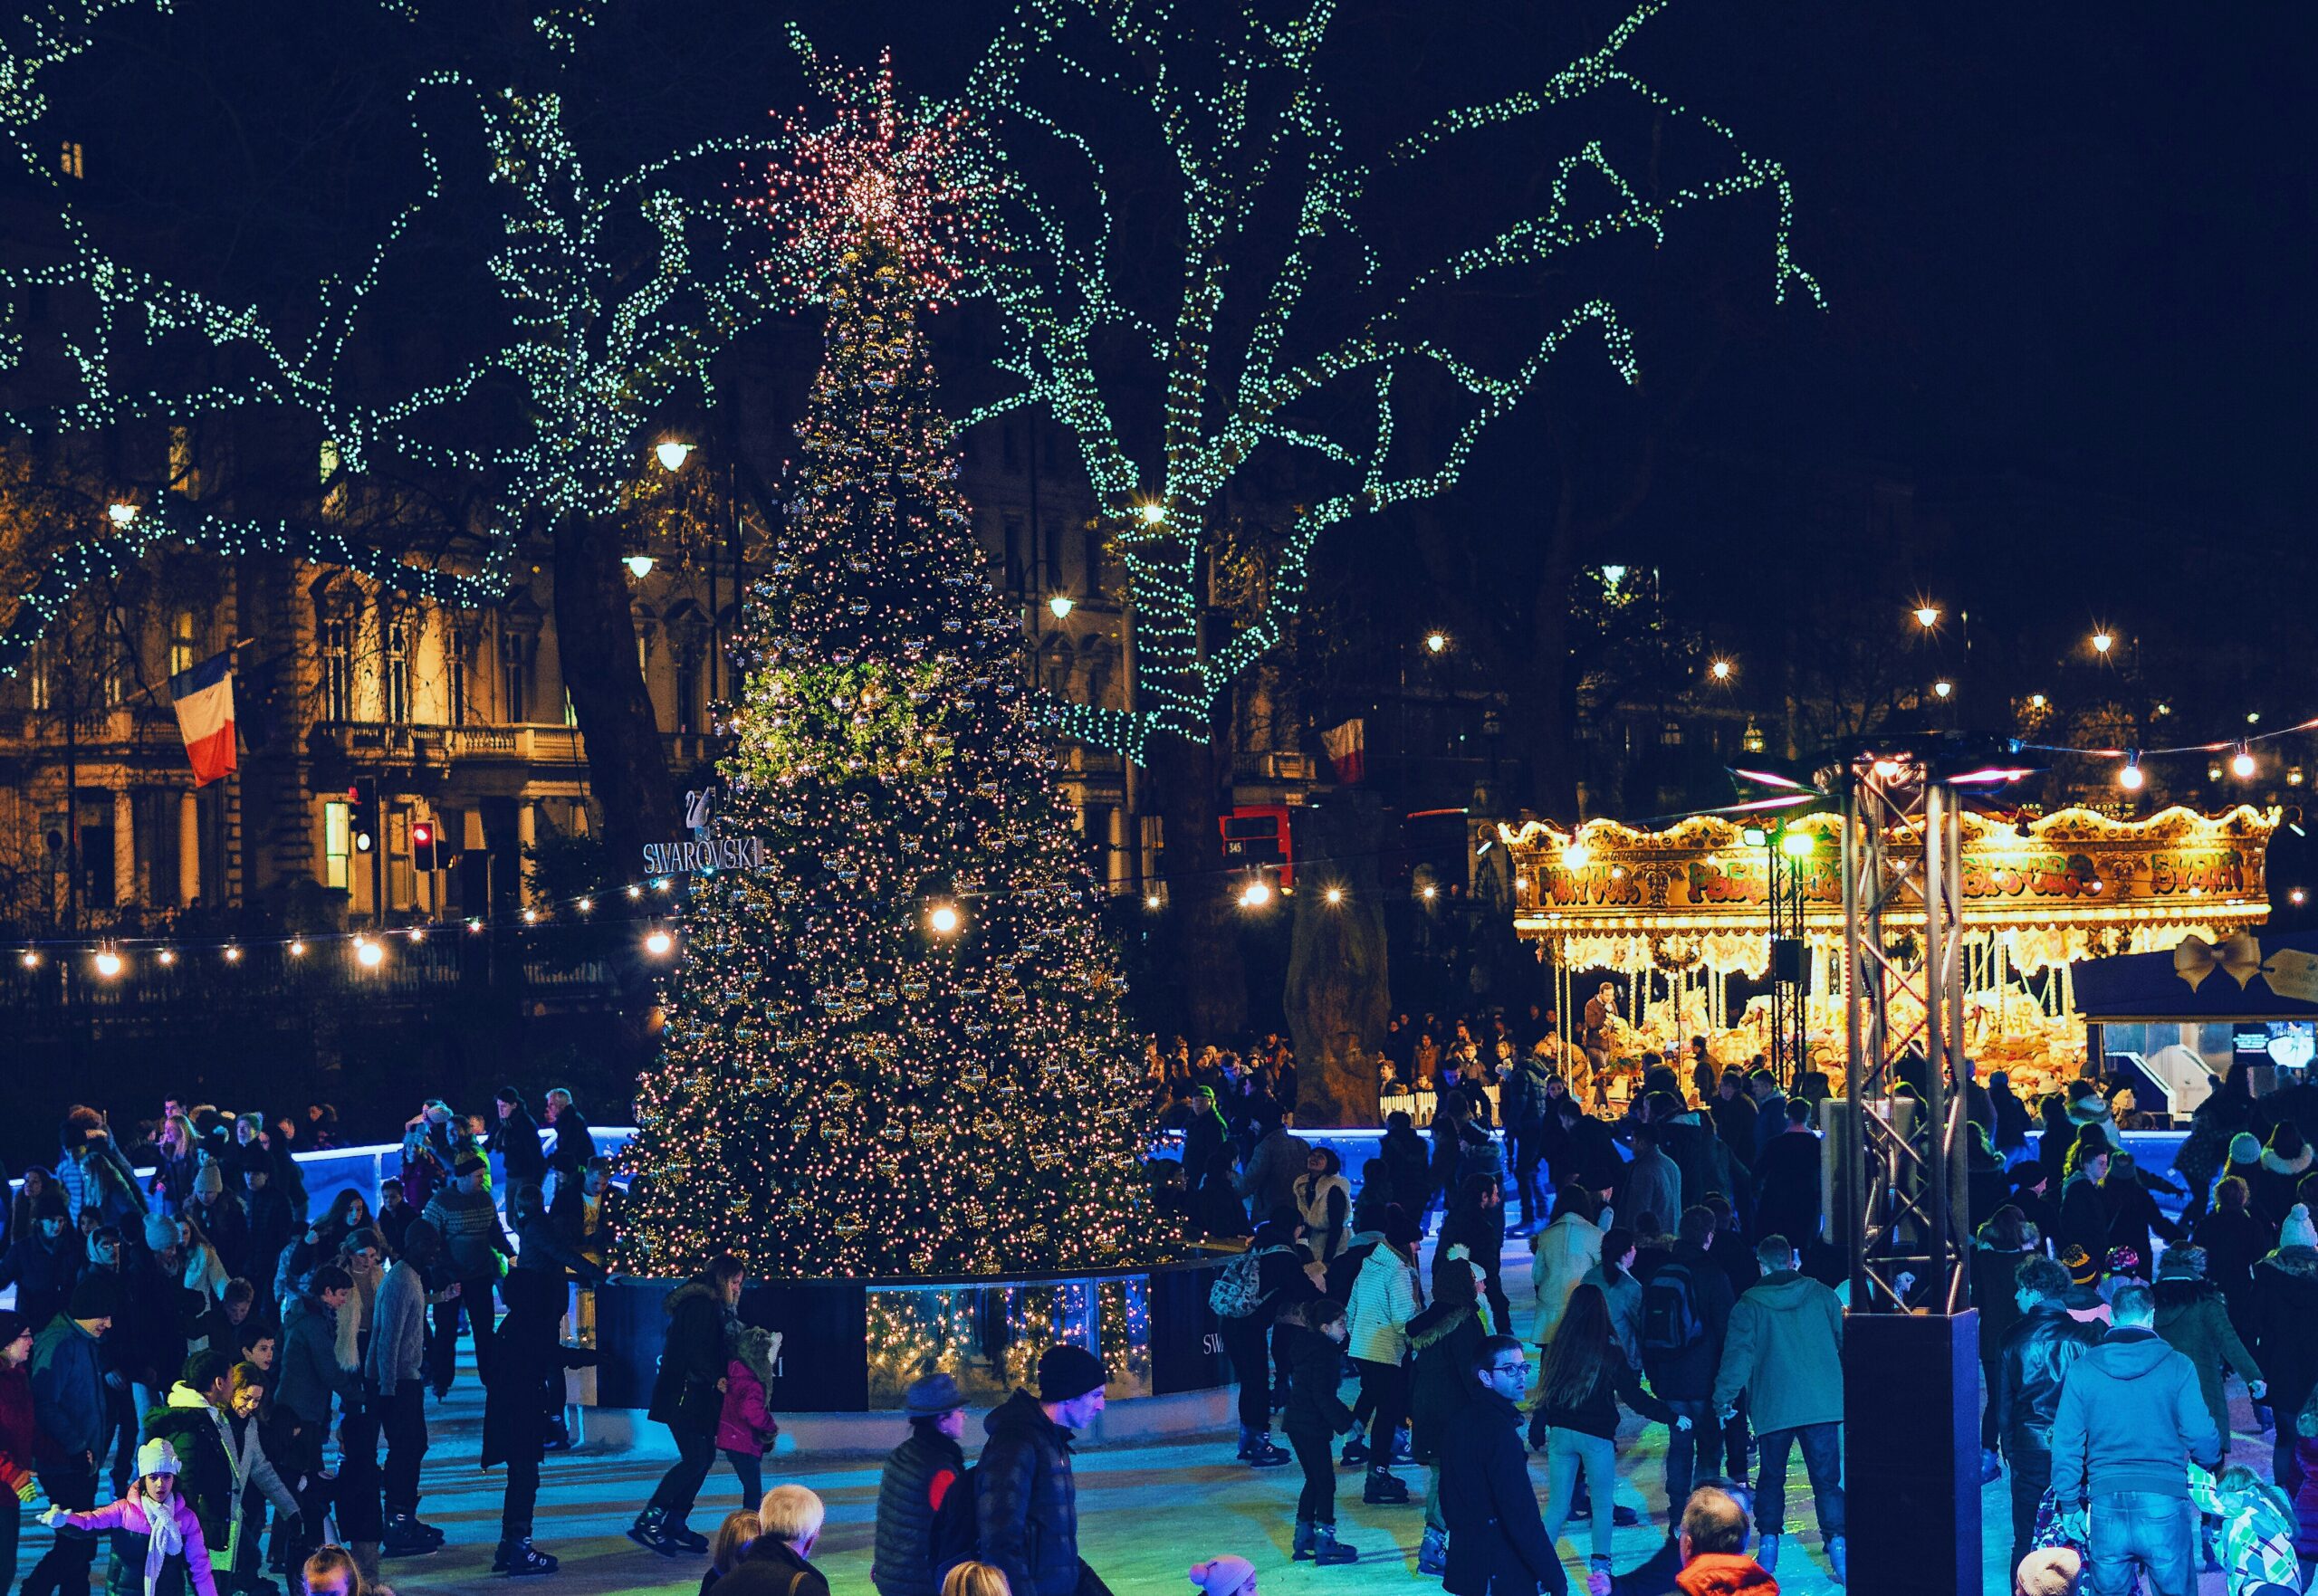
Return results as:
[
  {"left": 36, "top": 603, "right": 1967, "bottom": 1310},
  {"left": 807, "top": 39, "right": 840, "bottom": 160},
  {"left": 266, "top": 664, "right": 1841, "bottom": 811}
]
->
[
  {"left": 135, "top": 1438, "right": 181, "bottom": 1478},
  {"left": 2283, "top": 1203, "right": 2318, "bottom": 1252}
]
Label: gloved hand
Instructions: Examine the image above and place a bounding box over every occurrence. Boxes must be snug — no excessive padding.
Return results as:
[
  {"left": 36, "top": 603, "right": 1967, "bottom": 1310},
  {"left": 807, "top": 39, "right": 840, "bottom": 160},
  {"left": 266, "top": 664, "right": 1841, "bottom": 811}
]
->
[
  {"left": 1672, "top": 1415, "right": 1693, "bottom": 1432},
  {"left": 41, "top": 1505, "right": 68, "bottom": 1527},
  {"left": 13, "top": 1478, "right": 35, "bottom": 1505}
]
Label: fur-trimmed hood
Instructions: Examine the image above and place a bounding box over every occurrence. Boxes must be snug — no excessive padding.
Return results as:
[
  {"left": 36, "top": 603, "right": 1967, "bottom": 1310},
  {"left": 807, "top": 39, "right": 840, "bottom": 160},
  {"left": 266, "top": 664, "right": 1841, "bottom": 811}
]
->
[
  {"left": 2256, "top": 1245, "right": 2318, "bottom": 1281},
  {"left": 2263, "top": 1147, "right": 2314, "bottom": 1178},
  {"left": 1404, "top": 1300, "right": 1478, "bottom": 1351}
]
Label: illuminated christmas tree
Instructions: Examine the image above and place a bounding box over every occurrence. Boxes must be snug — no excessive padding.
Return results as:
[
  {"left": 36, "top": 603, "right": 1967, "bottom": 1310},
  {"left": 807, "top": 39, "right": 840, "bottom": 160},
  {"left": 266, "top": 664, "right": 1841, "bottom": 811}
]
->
[{"left": 614, "top": 70, "right": 1164, "bottom": 1278}]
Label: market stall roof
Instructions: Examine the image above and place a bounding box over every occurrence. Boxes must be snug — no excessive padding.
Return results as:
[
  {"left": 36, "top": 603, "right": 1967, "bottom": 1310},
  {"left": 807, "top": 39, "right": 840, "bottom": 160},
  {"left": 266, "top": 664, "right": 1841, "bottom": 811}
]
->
[{"left": 2073, "top": 929, "right": 2318, "bottom": 1022}]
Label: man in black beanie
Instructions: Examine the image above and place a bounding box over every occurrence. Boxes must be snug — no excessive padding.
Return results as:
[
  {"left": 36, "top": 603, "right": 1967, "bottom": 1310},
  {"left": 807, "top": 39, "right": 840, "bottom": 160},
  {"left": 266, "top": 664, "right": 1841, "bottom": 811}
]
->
[{"left": 976, "top": 1343, "right": 1109, "bottom": 1596}]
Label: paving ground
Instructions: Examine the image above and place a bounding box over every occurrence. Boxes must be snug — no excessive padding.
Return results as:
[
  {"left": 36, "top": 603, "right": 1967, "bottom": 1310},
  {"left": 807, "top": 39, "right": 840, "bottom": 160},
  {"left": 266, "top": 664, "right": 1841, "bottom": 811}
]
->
[{"left": 14, "top": 1237, "right": 2269, "bottom": 1596}]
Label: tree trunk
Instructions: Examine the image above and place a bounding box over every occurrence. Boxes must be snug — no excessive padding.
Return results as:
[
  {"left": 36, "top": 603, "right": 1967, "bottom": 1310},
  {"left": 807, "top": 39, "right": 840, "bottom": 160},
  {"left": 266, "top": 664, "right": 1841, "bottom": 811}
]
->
[
  {"left": 551, "top": 511, "right": 680, "bottom": 884},
  {"left": 1284, "top": 794, "right": 1389, "bottom": 1126},
  {"left": 1147, "top": 728, "right": 1247, "bottom": 1041}
]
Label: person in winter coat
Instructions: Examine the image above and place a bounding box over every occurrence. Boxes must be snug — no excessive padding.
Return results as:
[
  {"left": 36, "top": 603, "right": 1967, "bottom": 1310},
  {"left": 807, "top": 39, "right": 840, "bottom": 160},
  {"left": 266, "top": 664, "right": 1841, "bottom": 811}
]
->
[
  {"left": 1710, "top": 1236, "right": 1846, "bottom": 1582},
  {"left": 2153, "top": 1245, "right": 2265, "bottom": 1459},
  {"left": 1234, "top": 1113, "right": 1311, "bottom": 1228},
  {"left": 2057, "top": 1136, "right": 2112, "bottom": 1267},
  {"left": 0, "top": 1192, "right": 80, "bottom": 1331},
  {"left": 1501, "top": 1052, "right": 1556, "bottom": 1229},
  {"left": 632, "top": 1254, "right": 744, "bottom": 1556},
  {"left": 1277, "top": 1298, "right": 1360, "bottom": 1568},
  {"left": 1988, "top": 1071, "right": 2035, "bottom": 1160},
  {"left": 138, "top": 1351, "right": 243, "bottom": 1573},
  {"left": 1439, "top": 1175, "right": 1510, "bottom": 1335},
  {"left": 489, "top": 1088, "right": 551, "bottom": 1220},
  {"left": 2255, "top": 1204, "right": 2318, "bottom": 1497},
  {"left": 2259, "top": 1125, "right": 2317, "bottom": 1232},
  {"left": 220, "top": 1362, "right": 302, "bottom": 1589},
  {"left": 716, "top": 1326, "right": 781, "bottom": 1510},
  {"left": 1619, "top": 1126, "right": 1683, "bottom": 1242},
  {"left": 181, "top": 1167, "right": 247, "bottom": 1287},
  {"left": 1530, "top": 1283, "right": 1684, "bottom": 1579},
  {"left": 419, "top": 1155, "right": 512, "bottom": 1398},
  {"left": 1179, "top": 1086, "right": 1230, "bottom": 1193},
  {"left": 974, "top": 1344, "right": 1108, "bottom": 1596},
  {"left": 42, "top": 1437, "right": 218, "bottom": 1596},
  {"left": 1971, "top": 1207, "right": 2039, "bottom": 1462},
  {"left": 1533, "top": 1186, "right": 1608, "bottom": 1348},
  {"left": 2198, "top": 1176, "right": 2272, "bottom": 1343},
  {"left": 1343, "top": 1208, "right": 1423, "bottom": 1501},
  {"left": 0, "top": 1310, "right": 35, "bottom": 1594},
  {"left": 716, "top": 1484, "right": 831, "bottom": 1596},
  {"left": 1581, "top": 1230, "right": 1643, "bottom": 1371},
  {"left": 272, "top": 1267, "right": 356, "bottom": 1557},
  {"left": 1215, "top": 1220, "right": 1306, "bottom": 1468},
  {"left": 363, "top": 1214, "right": 449, "bottom": 1559},
  {"left": 2050, "top": 1278, "right": 2222, "bottom": 1595},
  {"left": 1994, "top": 1255, "right": 2104, "bottom": 1577},
  {"left": 26, "top": 1273, "right": 120, "bottom": 1596},
  {"left": 1644, "top": 1208, "right": 1740, "bottom": 1522},
  {"left": 873, "top": 1371, "right": 969, "bottom": 1596},
  {"left": 1437, "top": 1333, "right": 1566, "bottom": 1596},
  {"left": 2187, "top": 1461, "right": 2303, "bottom": 1596},
  {"left": 1193, "top": 1152, "right": 1253, "bottom": 1242},
  {"left": 1380, "top": 1113, "right": 1435, "bottom": 1221},
  {"left": 236, "top": 1162, "right": 294, "bottom": 1307},
  {"left": 1292, "top": 1147, "right": 1354, "bottom": 1262},
  {"left": 2102, "top": 1152, "right": 2181, "bottom": 1282},
  {"left": 1407, "top": 1257, "right": 1489, "bottom": 1575}
]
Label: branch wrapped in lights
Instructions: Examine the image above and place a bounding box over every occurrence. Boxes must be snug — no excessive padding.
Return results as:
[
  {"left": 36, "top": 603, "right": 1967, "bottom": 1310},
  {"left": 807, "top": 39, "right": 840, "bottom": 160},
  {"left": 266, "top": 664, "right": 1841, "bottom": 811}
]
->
[{"left": 798, "top": 0, "right": 1820, "bottom": 759}]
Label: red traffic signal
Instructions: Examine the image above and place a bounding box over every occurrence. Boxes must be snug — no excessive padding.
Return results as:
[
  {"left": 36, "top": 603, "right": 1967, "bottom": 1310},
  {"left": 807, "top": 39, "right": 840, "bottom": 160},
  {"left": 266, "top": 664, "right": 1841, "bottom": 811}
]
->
[{"left": 413, "top": 820, "right": 437, "bottom": 873}]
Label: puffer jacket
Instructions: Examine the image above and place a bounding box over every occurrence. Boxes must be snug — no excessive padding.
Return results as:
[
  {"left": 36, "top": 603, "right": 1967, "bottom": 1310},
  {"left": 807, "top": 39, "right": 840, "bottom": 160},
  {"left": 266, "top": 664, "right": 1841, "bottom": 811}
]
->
[
  {"left": 1346, "top": 1242, "right": 1422, "bottom": 1365},
  {"left": 1993, "top": 1302, "right": 2102, "bottom": 1460},
  {"left": 975, "top": 1388, "right": 1078, "bottom": 1596},
  {"left": 2256, "top": 1244, "right": 2318, "bottom": 1418},
  {"left": 715, "top": 1357, "right": 777, "bottom": 1455},
  {"left": 141, "top": 1383, "right": 235, "bottom": 1551},
  {"left": 647, "top": 1277, "right": 733, "bottom": 1438},
  {"left": 30, "top": 1312, "right": 108, "bottom": 1468},
  {"left": 874, "top": 1420, "right": 966, "bottom": 1596},
  {"left": 1673, "top": 1553, "right": 1778, "bottom": 1595},
  {"left": 274, "top": 1290, "right": 358, "bottom": 1427},
  {"left": 1277, "top": 1305, "right": 1356, "bottom": 1440}
]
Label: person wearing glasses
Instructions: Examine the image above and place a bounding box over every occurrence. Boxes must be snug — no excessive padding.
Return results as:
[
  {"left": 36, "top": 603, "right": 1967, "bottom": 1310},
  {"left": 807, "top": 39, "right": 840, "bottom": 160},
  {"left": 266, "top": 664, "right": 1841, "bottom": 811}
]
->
[{"left": 1436, "top": 1334, "right": 1567, "bottom": 1595}]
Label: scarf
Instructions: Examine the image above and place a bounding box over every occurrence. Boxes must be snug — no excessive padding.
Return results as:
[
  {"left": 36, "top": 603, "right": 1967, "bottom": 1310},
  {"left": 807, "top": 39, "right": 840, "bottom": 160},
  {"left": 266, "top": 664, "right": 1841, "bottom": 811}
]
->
[
  {"left": 332, "top": 1291, "right": 362, "bottom": 1374},
  {"left": 139, "top": 1493, "right": 186, "bottom": 1596}
]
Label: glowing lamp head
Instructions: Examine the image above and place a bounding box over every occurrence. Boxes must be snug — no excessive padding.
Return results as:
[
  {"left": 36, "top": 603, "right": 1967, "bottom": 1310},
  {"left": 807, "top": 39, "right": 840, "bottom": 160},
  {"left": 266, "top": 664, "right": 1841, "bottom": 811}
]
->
[
  {"left": 1144, "top": 894, "right": 1162, "bottom": 911},
  {"left": 1047, "top": 594, "right": 1075, "bottom": 618},
  {"left": 1933, "top": 680, "right": 1954, "bottom": 700},
  {"left": 18, "top": 950, "right": 37, "bottom": 969},
  {"left": 1780, "top": 828, "right": 1815, "bottom": 858},
  {"left": 2292, "top": 766, "right": 2306, "bottom": 788},
  {"left": 2092, "top": 631, "right": 2113, "bottom": 655},
  {"left": 578, "top": 896, "right": 593, "bottom": 913},
  {"left": 107, "top": 502, "right": 139, "bottom": 527},
  {"left": 644, "top": 927, "right": 675, "bottom": 957},
  {"left": 2232, "top": 747, "right": 2257, "bottom": 779},
  {"left": 654, "top": 439, "right": 694, "bottom": 472},
  {"left": 1424, "top": 631, "right": 1447, "bottom": 655},
  {"left": 927, "top": 903, "right": 962, "bottom": 935},
  {"left": 1137, "top": 502, "right": 1166, "bottom": 525},
  {"left": 1239, "top": 878, "right": 1272, "bottom": 910},
  {"left": 158, "top": 949, "right": 176, "bottom": 966},
  {"left": 1912, "top": 605, "right": 1939, "bottom": 629},
  {"left": 2118, "top": 759, "right": 2145, "bottom": 791},
  {"left": 1710, "top": 658, "right": 1733, "bottom": 682},
  {"left": 623, "top": 555, "right": 656, "bottom": 579},
  {"left": 289, "top": 941, "right": 306, "bottom": 957},
  {"left": 1420, "top": 884, "right": 1438, "bottom": 901},
  {"left": 2029, "top": 693, "right": 2047, "bottom": 710},
  {"left": 2294, "top": 889, "right": 2310, "bottom": 907},
  {"left": 93, "top": 949, "right": 122, "bottom": 979},
  {"left": 355, "top": 940, "right": 384, "bottom": 970},
  {"left": 522, "top": 908, "right": 540, "bottom": 925},
  {"left": 1324, "top": 885, "right": 1344, "bottom": 904},
  {"left": 224, "top": 946, "right": 242, "bottom": 962}
]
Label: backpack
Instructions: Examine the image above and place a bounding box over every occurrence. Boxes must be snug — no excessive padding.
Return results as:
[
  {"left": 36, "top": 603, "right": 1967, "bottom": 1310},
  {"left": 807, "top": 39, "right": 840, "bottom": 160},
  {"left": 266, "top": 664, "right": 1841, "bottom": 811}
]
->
[
  {"left": 1640, "top": 1263, "right": 1706, "bottom": 1356},
  {"left": 927, "top": 1460, "right": 981, "bottom": 1581},
  {"left": 1208, "top": 1245, "right": 1282, "bottom": 1319}
]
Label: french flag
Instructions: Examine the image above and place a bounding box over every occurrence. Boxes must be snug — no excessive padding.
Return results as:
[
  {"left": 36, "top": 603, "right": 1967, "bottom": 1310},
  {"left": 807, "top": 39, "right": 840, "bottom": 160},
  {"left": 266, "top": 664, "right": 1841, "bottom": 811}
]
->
[{"left": 169, "top": 651, "right": 237, "bottom": 787}]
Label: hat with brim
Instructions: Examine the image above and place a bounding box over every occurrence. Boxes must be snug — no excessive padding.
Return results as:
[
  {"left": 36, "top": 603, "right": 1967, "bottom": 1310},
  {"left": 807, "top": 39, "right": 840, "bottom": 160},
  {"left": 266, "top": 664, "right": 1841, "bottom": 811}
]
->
[{"left": 904, "top": 1371, "right": 966, "bottom": 1419}]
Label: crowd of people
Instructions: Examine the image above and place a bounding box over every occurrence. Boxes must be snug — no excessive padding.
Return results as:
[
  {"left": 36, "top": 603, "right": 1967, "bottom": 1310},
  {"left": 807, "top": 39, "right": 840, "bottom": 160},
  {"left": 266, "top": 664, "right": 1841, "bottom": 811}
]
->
[{"left": 0, "top": 1087, "right": 607, "bottom": 1596}]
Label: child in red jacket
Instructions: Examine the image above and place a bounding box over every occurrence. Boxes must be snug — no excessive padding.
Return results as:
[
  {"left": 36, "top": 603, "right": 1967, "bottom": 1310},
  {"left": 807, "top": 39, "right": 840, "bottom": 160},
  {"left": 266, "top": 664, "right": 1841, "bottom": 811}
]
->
[{"left": 715, "top": 1327, "right": 781, "bottom": 1510}]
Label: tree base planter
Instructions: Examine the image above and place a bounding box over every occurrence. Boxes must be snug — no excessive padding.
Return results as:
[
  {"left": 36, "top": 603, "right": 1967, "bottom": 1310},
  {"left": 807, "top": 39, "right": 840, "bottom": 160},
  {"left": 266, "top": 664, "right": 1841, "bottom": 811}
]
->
[{"left": 591, "top": 1256, "right": 1238, "bottom": 1419}]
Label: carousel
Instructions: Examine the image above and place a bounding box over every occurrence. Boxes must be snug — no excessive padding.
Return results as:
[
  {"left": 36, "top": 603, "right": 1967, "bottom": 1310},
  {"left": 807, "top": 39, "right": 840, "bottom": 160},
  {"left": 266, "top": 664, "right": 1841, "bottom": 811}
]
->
[{"left": 1499, "top": 802, "right": 2278, "bottom": 1104}]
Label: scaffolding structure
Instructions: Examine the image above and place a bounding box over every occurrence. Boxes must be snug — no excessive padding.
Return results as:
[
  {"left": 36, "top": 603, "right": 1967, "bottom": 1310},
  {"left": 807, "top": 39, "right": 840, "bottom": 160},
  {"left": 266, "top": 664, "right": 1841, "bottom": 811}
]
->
[
  {"left": 1766, "top": 826, "right": 1811, "bottom": 1090},
  {"left": 1836, "top": 752, "right": 1973, "bottom": 1314}
]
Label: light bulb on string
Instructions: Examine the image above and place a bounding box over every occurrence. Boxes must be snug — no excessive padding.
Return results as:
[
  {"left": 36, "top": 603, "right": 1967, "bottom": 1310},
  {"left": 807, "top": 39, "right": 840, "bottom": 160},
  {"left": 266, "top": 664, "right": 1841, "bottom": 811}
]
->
[
  {"left": 2119, "top": 756, "right": 2144, "bottom": 792},
  {"left": 644, "top": 926, "right": 675, "bottom": 957},
  {"left": 355, "top": 939, "right": 385, "bottom": 969},
  {"left": 18, "top": 950, "right": 37, "bottom": 969},
  {"left": 2232, "top": 745, "right": 2257, "bottom": 779},
  {"left": 157, "top": 949, "right": 175, "bottom": 966},
  {"left": 94, "top": 947, "right": 123, "bottom": 979},
  {"left": 1238, "top": 877, "right": 1272, "bottom": 910},
  {"left": 224, "top": 946, "right": 242, "bottom": 962}
]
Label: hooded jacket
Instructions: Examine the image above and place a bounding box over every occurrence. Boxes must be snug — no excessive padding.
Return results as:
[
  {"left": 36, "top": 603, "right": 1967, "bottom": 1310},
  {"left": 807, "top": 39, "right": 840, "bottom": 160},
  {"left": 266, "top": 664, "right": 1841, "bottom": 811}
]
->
[
  {"left": 1993, "top": 1302, "right": 2102, "bottom": 1460},
  {"left": 141, "top": 1382, "right": 235, "bottom": 1550},
  {"left": 1437, "top": 1386, "right": 1567, "bottom": 1596},
  {"left": 30, "top": 1312, "right": 107, "bottom": 1468},
  {"left": 52, "top": 1490, "right": 219, "bottom": 1596},
  {"left": 1710, "top": 1271, "right": 1843, "bottom": 1434},
  {"left": 1277, "top": 1305, "right": 1357, "bottom": 1440},
  {"left": 1404, "top": 1299, "right": 1485, "bottom": 1459},
  {"left": 1531, "top": 1210, "right": 1604, "bottom": 1345},
  {"left": 2153, "top": 1276, "right": 2264, "bottom": 1445},
  {"left": 274, "top": 1290, "right": 358, "bottom": 1427},
  {"left": 647, "top": 1276, "right": 733, "bottom": 1438},
  {"left": 1675, "top": 1554, "right": 1780, "bottom": 1596},
  {"left": 974, "top": 1388, "right": 1078, "bottom": 1596},
  {"left": 2049, "top": 1324, "right": 2220, "bottom": 1505},
  {"left": 2253, "top": 1243, "right": 2318, "bottom": 1412}
]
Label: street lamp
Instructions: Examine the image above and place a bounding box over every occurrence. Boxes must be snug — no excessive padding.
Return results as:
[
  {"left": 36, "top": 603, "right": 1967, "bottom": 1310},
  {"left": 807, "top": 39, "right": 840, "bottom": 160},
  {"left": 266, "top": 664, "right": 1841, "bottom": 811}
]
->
[
  {"left": 644, "top": 926, "right": 675, "bottom": 956},
  {"left": 1709, "top": 658, "right": 1734, "bottom": 683},
  {"left": 1912, "top": 604, "right": 1940, "bottom": 630},
  {"left": 93, "top": 946, "right": 122, "bottom": 979},
  {"left": 655, "top": 439, "right": 694, "bottom": 472},
  {"left": 1424, "top": 631, "right": 1448, "bottom": 655},
  {"left": 1048, "top": 594, "right": 1076, "bottom": 619},
  {"left": 1137, "top": 502, "right": 1166, "bottom": 526},
  {"left": 624, "top": 554, "right": 656, "bottom": 578},
  {"left": 107, "top": 502, "right": 139, "bottom": 527},
  {"left": 2091, "top": 631, "right": 2114, "bottom": 655},
  {"left": 355, "top": 939, "right": 385, "bottom": 969},
  {"left": 1933, "top": 680, "right": 1954, "bottom": 700}
]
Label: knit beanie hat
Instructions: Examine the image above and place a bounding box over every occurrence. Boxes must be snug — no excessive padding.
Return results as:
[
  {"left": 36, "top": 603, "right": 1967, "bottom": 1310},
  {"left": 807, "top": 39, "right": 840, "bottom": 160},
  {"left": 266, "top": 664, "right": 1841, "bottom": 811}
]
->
[
  {"left": 134, "top": 1438, "right": 182, "bottom": 1479},
  {"left": 2282, "top": 1203, "right": 2318, "bottom": 1252},
  {"left": 2231, "top": 1132, "right": 2264, "bottom": 1165},
  {"left": 2271, "top": 1123, "right": 2309, "bottom": 1161},
  {"left": 2015, "top": 1546, "right": 2081, "bottom": 1596},
  {"left": 1187, "top": 1556, "right": 1257, "bottom": 1596},
  {"left": 143, "top": 1213, "right": 178, "bottom": 1252},
  {"left": 194, "top": 1161, "right": 225, "bottom": 1199},
  {"left": 2157, "top": 1244, "right": 2206, "bottom": 1279},
  {"left": 69, "top": 1274, "right": 121, "bottom": 1319},
  {"left": 1036, "top": 1343, "right": 1107, "bottom": 1405},
  {"left": 2063, "top": 1245, "right": 2101, "bottom": 1287}
]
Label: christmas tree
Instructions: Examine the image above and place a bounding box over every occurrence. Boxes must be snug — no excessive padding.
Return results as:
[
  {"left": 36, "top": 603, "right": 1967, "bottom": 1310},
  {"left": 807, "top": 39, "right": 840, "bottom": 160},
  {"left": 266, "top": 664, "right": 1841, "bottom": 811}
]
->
[{"left": 614, "top": 75, "right": 1166, "bottom": 1279}]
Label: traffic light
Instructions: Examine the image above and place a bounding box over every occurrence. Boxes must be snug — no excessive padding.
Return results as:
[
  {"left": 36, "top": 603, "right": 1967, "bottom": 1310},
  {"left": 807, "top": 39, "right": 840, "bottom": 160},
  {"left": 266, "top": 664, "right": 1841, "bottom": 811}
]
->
[
  {"left": 348, "top": 780, "right": 377, "bottom": 854},
  {"left": 412, "top": 819, "right": 436, "bottom": 873}
]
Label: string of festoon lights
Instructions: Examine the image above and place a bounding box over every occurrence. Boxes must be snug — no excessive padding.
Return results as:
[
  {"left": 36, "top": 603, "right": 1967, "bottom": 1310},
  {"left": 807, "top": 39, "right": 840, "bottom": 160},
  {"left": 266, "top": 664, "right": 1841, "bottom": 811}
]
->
[{"left": 2016, "top": 710, "right": 2318, "bottom": 793}]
